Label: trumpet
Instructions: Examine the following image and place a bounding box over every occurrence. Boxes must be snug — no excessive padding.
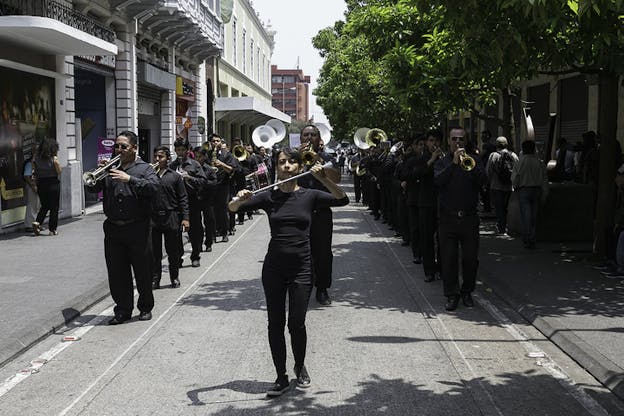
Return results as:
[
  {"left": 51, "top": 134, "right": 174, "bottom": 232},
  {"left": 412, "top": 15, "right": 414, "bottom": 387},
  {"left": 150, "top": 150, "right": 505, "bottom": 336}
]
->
[
  {"left": 302, "top": 144, "right": 317, "bottom": 166},
  {"left": 232, "top": 144, "right": 249, "bottom": 162},
  {"left": 459, "top": 152, "right": 476, "bottom": 171},
  {"left": 82, "top": 154, "right": 121, "bottom": 186},
  {"left": 150, "top": 161, "right": 161, "bottom": 175}
]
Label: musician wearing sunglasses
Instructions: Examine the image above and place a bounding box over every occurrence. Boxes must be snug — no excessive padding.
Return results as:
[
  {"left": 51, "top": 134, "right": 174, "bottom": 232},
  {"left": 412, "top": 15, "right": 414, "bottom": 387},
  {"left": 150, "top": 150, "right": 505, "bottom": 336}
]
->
[
  {"left": 433, "top": 127, "right": 487, "bottom": 311},
  {"left": 228, "top": 148, "right": 348, "bottom": 397},
  {"left": 86, "top": 131, "right": 159, "bottom": 325}
]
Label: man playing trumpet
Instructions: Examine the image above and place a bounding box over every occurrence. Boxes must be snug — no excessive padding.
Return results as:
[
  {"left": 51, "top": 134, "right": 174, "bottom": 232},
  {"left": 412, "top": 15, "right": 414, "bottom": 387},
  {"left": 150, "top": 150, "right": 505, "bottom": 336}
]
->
[
  {"left": 434, "top": 127, "right": 486, "bottom": 311},
  {"left": 86, "top": 131, "right": 159, "bottom": 324}
]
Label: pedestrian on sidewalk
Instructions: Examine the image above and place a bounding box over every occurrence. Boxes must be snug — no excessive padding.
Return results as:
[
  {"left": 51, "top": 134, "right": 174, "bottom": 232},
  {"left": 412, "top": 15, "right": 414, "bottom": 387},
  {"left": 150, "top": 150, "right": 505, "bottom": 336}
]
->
[
  {"left": 22, "top": 153, "right": 40, "bottom": 232},
  {"left": 229, "top": 147, "right": 348, "bottom": 397},
  {"left": 32, "top": 138, "right": 61, "bottom": 236},
  {"left": 511, "top": 140, "right": 548, "bottom": 249},
  {"left": 86, "top": 131, "right": 159, "bottom": 325},
  {"left": 434, "top": 127, "right": 487, "bottom": 311},
  {"left": 486, "top": 136, "right": 518, "bottom": 234}
]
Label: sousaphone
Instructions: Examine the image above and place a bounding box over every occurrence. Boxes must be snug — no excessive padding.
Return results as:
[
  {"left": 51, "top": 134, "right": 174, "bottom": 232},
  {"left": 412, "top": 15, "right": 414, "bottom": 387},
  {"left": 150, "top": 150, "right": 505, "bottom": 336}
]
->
[
  {"left": 252, "top": 119, "right": 286, "bottom": 149},
  {"left": 314, "top": 122, "right": 331, "bottom": 145},
  {"left": 354, "top": 127, "right": 372, "bottom": 149}
]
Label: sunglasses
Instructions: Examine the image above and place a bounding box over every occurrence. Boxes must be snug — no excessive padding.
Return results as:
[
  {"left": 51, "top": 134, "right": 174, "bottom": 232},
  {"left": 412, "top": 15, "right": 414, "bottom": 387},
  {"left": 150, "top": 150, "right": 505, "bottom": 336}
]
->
[
  {"left": 114, "top": 143, "right": 131, "bottom": 150},
  {"left": 450, "top": 137, "right": 465, "bottom": 142}
]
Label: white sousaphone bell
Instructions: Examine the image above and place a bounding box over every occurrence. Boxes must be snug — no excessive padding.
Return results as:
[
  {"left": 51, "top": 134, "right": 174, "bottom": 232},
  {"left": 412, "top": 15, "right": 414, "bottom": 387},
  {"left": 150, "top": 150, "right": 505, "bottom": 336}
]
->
[
  {"left": 314, "top": 122, "right": 331, "bottom": 145},
  {"left": 252, "top": 119, "right": 287, "bottom": 148}
]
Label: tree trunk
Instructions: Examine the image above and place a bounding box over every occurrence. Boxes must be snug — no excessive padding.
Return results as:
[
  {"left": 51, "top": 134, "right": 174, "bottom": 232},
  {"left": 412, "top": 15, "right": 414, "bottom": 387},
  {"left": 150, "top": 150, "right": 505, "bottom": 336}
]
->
[
  {"left": 501, "top": 88, "right": 512, "bottom": 139},
  {"left": 593, "top": 72, "right": 620, "bottom": 257}
]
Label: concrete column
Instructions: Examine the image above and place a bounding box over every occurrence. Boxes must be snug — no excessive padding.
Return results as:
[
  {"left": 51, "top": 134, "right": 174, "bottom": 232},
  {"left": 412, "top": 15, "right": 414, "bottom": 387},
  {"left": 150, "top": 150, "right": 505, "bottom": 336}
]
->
[
  {"left": 161, "top": 90, "right": 176, "bottom": 147},
  {"left": 115, "top": 26, "right": 138, "bottom": 132}
]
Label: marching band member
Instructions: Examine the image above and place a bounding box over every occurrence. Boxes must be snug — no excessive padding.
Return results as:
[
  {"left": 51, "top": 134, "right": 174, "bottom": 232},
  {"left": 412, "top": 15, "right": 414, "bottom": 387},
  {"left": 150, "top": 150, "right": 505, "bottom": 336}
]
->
[
  {"left": 434, "top": 127, "right": 487, "bottom": 311},
  {"left": 170, "top": 139, "right": 207, "bottom": 268},
  {"left": 210, "top": 133, "right": 238, "bottom": 243},
  {"left": 193, "top": 146, "right": 218, "bottom": 252},
  {"left": 228, "top": 147, "right": 348, "bottom": 396},
  {"left": 297, "top": 124, "right": 342, "bottom": 306},
  {"left": 86, "top": 131, "right": 158, "bottom": 324},
  {"left": 151, "top": 146, "right": 189, "bottom": 289}
]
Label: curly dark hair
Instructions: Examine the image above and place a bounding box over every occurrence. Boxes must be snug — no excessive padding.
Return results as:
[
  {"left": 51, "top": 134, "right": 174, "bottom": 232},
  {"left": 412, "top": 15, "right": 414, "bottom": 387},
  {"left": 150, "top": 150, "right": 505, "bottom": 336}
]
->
[{"left": 37, "top": 138, "right": 59, "bottom": 160}]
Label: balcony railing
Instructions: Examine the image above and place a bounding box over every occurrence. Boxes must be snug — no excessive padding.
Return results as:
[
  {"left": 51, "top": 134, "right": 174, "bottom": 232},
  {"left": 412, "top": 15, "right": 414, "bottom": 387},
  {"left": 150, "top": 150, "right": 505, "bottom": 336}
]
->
[{"left": 0, "top": 0, "right": 116, "bottom": 43}]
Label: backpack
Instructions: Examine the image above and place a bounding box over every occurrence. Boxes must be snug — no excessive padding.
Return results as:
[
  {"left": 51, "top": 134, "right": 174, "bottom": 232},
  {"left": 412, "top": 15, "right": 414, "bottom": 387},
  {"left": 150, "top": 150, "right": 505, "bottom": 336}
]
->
[{"left": 493, "top": 151, "right": 513, "bottom": 185}]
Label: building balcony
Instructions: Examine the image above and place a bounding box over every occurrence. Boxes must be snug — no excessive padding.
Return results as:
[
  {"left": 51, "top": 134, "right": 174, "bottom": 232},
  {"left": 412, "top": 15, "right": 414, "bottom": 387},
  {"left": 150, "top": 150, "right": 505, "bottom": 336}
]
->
[
  {"left": 114, "top": 0, "right": 223, "bottom": 62},
  {"left": 0, "top": 0, "right": 115, "bottom": 43}
]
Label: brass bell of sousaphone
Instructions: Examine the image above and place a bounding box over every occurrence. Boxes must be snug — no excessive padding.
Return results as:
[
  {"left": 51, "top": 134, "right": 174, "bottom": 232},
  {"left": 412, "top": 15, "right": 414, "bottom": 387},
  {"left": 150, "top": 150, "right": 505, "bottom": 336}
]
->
[
  {"left": 365, "top": 128, "right": 389, "bottom": 147},
  {"left": 354, "top": 127, "right": 372, "bottom": 149}
]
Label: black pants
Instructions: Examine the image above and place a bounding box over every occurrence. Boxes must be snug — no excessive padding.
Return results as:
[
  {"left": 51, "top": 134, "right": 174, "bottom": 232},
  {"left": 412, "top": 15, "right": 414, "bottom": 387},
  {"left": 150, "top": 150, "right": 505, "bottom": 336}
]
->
[
  {"left": 36, "top": 177, "right": 60, "bottom": 231},
  {"left": 152, "top": 223, "right": 180, "bottom": 282},
  {"left": 438, "top": 214, "right": 479, "bottom": 297},
  {"left": 353, "top": 174, "right": 361, "bottom": 202},
  {"left": 187, "top": 198, "right": 204, "bottom": 261},
  {"left": 214, "top": 184, "right": 230, "bottom": 237},
  {"left": 407, "top": 205, "right": 421, "bottom": 258},
  {"left": 201, "top": 205, "right": 216, "bottom": 247},
  {"left": 310, "top": 208, "right": 333, "bottom": 289},
  {"left": 418, "top": 206, "right": 439, "bottom": 276},
  {"left": 104, "top": 219, "right": 154, "bottom": 317},
  {"left": 262, "top": 263, "right": 313, "bottom": 378}
]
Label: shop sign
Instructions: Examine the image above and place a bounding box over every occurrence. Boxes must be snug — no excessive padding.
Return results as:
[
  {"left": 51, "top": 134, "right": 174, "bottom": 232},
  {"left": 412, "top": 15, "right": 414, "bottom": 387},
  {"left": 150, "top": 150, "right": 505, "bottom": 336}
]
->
[
  {"left": 76, "top": 55, "right": 116, "bottom": 69},
  {"left": 176, "top": 77, "right": 195, "bottom": 101}
]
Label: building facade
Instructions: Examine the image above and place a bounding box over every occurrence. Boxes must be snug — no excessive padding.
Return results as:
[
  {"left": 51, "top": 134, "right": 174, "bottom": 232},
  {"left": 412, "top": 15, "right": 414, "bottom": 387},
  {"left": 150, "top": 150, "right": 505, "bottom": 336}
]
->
[
  {"left": 0, "top": 0, "right": 222, "bottom": 232},
  {"left": 270, "top": 65, "right": 310, "bottom": 122},
  {"left": 213, "top": 0, "right": 289, "bottom": 145}
]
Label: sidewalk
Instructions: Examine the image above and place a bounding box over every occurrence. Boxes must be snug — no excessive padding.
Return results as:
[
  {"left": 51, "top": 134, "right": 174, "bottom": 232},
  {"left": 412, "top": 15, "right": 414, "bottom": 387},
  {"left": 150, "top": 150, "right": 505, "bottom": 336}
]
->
[{"left": 477, "top": 220, "right": 624, "bottom": 401}]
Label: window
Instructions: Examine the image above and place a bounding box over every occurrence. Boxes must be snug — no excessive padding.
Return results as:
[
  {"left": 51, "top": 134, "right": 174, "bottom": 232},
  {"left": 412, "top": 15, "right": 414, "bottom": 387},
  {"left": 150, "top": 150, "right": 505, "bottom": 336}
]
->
[
  {"left": 256, "top": 47, "right": 260, "bottom": 83},
  {"left": 232, "top": 19, "right": 237, "bottom": 66},
  {"left": 242, "top": 29, "right": 246, "bottom": 72},
  {"left": 272, "top": 76, "right": 282, "bottom": 83},
  {"left": 250, "top": 39, "right": 254, "bottom": 79}
]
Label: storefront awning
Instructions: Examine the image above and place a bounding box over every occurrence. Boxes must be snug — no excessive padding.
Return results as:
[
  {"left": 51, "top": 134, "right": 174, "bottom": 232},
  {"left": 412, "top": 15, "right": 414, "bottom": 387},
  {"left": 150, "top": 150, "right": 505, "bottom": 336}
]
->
[
  {"left": 215, "top": 97, "right": 291, "bottom": 126},
  {"left": 0, "top": 16, "right": 118, "bottom": 56}
]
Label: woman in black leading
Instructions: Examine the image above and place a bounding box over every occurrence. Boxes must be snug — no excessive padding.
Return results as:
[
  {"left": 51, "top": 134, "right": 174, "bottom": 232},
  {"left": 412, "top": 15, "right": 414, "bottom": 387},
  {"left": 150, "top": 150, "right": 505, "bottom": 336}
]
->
[{"left": 228, "top": 148, "right": 348, "bottom": 397}]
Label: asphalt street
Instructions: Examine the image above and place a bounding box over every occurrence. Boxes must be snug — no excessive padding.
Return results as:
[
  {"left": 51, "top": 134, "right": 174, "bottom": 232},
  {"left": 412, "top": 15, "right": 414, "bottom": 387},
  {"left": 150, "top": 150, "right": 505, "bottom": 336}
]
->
[{"left": 0, "top": 180, "right": 623, "bottom": 415}]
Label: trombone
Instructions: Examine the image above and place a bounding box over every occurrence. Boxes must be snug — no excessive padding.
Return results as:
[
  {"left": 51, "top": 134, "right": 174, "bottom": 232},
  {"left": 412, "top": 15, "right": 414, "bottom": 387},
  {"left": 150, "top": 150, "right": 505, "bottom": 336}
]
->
[
  {"left": 232, "top": 144, "right": 249, "bottom": 162},
  {"left": 82, "top": 154, "right": 121, "bottom": 186}
]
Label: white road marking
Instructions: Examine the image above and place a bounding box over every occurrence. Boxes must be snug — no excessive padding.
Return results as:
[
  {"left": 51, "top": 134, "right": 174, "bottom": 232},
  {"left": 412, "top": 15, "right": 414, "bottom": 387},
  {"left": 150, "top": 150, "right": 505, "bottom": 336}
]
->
[
  {"left": 0, "top": 218, "right": 261, "bottom": 413},
  {"left": 365, "top": 207, "right": 609, "bottom": 416}
]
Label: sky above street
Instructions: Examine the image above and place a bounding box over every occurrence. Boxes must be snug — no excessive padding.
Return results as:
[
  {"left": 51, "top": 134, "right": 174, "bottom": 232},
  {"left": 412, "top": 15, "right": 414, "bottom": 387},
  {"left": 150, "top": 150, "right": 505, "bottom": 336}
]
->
[{"left": 250, "top": 0, "right": 347, "bottom": 126}]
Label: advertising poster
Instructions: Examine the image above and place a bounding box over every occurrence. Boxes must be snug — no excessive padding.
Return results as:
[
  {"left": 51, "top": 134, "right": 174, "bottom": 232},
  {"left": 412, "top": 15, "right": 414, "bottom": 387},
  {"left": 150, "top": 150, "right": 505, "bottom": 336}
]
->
[{"left": 0, "top": 67, "right": 55, "bottom": 221}]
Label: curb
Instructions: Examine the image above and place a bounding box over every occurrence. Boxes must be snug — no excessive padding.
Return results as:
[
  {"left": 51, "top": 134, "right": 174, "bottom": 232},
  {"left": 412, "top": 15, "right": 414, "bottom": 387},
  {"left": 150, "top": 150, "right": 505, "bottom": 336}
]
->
[
  {"left": 0, "top": 280, "right": 111, "bottom": 368},
  {"left": 478, "top": 265, "right": 624, "bottom": 402}
]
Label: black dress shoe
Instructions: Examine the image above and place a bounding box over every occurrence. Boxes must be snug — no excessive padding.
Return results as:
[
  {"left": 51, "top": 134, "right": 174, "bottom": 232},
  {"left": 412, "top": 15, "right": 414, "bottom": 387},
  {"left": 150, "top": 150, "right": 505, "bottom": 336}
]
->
[
  {"left": 205, "top": 245, "right": 212, "bottom": 252},
  {"left": 221, "top": 235, "right": 229, "bottom": 243},
  {"left": 266, "top": 376, "right": 290, "bottom": 397},
  {"left": 445, "top": 296, "right": 460, "bottom": 311},
  {"left": 424, "top": 274, "right": 435, "bottom": 283},
  {"left": 191, "top": 259, "right": 200, "bottom": 267},
  {"left": 152, "top": 279, "right": 161, "bottom": 289},
  {"left": 171, "top": 278, "right": 181, "bottom": 288},
  {"left": 138, "top": 311, "right": 152, "bottom": 321},
  {"left": 462, "top": 293, "right": 474, "bottom": 307},
  {"left": 316, "top": 288, "right": 332, "bottom": 306},
  {"left": 108, "top": 314, "right": 131, "bottom": 325}
]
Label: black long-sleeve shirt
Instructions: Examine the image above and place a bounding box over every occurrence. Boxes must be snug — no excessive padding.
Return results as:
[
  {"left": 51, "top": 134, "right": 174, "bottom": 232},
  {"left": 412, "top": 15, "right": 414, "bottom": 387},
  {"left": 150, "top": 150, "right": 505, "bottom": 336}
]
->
[
  {"left": 434, "top": 153, "right": 486, "bottom": 215},
  {"left": 86, "top": 159, "right": 158, "bottom": 222},
  {"left": 168, "top": 157, "right": 207, "bottom": 199},
  {"left": 152, "top": 168, "right": 189, "bottom": 222}
]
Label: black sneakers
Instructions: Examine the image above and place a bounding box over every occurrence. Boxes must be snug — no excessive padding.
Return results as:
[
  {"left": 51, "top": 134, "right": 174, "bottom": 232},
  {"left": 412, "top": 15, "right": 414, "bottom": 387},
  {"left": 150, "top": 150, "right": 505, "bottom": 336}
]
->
[
  {"left": 294, "top": 365, "right": 311, "bottom": 388},
  {"left": 266, "top": 376, "right": 290, "bottom": 397}
]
